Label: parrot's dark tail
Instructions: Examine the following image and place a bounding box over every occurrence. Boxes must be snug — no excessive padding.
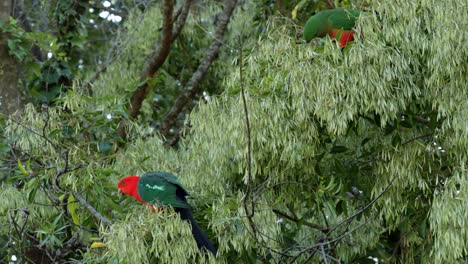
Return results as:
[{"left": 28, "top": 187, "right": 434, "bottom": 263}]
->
[{"left": 176, "top": 207, "right": 217, "bottom": 255}]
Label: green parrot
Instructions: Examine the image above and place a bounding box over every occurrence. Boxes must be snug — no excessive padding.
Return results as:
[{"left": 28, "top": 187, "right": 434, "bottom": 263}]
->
[
  {"left": 303, "top": 8, "right": 360, "bottom": 47},
  {"left": 118, "top": 171, "right": 217, "bottom": 255}
]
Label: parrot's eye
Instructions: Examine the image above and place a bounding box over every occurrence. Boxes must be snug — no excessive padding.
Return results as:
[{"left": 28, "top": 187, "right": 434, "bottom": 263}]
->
[{"left": 121, "top": 181, "right": 126, "bottom": 185}]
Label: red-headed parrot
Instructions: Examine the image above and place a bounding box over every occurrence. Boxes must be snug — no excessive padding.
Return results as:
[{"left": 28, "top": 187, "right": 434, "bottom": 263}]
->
[
  {"left": 303, "top": 8, "right": 360, "bottom": 48},
  {"left": 118, "top": 171, "right": 217, "bottom": 255}
]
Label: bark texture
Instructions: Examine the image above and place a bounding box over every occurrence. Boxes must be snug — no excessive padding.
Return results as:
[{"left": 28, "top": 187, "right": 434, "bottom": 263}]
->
[{"left": 0, "top": 0, "right": 22, "bottom": 117}]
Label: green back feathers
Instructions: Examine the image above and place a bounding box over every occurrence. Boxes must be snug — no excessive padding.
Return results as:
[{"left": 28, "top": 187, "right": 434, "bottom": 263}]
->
[
  {"left": 303, "top": 8, "right": 360, "bottom": 42},
  {"left": 137, "top": 171, "right": 190, "bottom": 208}
]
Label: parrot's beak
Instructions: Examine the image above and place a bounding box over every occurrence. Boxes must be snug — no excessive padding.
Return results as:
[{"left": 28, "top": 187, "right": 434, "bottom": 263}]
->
[{"left": 117, "top": 188, "right": 122, "bottom": 195}]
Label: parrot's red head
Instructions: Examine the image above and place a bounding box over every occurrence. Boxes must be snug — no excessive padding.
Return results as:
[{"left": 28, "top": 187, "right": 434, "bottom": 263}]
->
[{"left": 118, "top": 176, "right": 143, "bottom": 203}]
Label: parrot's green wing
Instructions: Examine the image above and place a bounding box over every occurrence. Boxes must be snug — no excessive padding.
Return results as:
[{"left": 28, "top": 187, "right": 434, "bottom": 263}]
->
[
  {"left": 138, "top": 171, "right": 190, "bottom": 208},
  {"left": 327, "top": 8, "right": 360, "bottom": 30}
]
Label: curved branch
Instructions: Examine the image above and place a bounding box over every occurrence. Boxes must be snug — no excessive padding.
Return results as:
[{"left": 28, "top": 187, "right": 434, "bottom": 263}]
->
[
  {"left": 128, "top": 0, "right": 174, "bottom": 120},
  {"left": 172, "top": 0, "right": 193, "bottom": 41},
  {"left": 161, "top": 0, "right": 238, "bottom": 137}
]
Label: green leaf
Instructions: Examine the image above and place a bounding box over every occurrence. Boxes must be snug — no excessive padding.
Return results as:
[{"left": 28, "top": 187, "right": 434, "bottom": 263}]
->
[
  {"left": 27, "top": 187, "right": 38, "bottom": 203},
  {"left": 384, "top": 123, "right": 396, "bottom": 135},
  {"left": 330, "top": 146, "right": 348, "bottom": 153},
  {"left": 8, "top": 17, "right": 17, "bottom": 26},
  {"left": 105, "top": 196, "right": 123, "bottom": 213},
  {"left": 68, "top": 194, "right": 80, "bottom": 225},
  {"left": 98, "top": 141, "right": 113, "bottom": 154},
  {"left": 35, "top": 230, "right": 48, "bottom": 235},
  {"left": 91, "top": 242, "right": 107, "bottom": 249},
  {"left": 43, "top": 71, "right": 60, "bottom": 84},
  {"left": 26, "top": 177, "right": 38, "bottom": 189},
  {"left": 62, "top": 126, "right": 74, "bottom": 138},
  {"left": 7, "top": 39, "right": 16, "bottom": 50},
  {"left": 229, "top": 87, "right": 241, "bottom": 95},
  {"left": 51, "top": 212, "right": 63, "bottom": 227},
  {"left": 361, "top": 137, "right": 370, "bottom": 146},
  {"left": 291, "top": 0, "right": 307, "bottom": 19},
  {"left": 0, "top": 143, "right": 10, "bottom": 155},
  {"left": 342, "top": 41, "right": 355, "bottom": 52},
  {"left": 392, "top": 134, "right": 401, "bottom": 147},
  {"left": 17, "top": 159, "right": 29, "bottom": 175},
  {"left": 26, "top": 159, "right": 31, "bottom": 172}
]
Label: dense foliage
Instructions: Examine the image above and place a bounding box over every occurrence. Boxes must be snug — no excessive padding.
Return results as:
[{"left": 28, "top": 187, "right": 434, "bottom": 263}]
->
[{"left": 0, "top": 0, "right": 466, "bottom": 263}]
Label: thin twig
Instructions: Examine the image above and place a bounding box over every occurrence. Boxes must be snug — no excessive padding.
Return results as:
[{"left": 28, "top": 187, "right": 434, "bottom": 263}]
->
[
  {"left": 254, "top": 180, "right": 310, "bottom": 197},
  {"left": 320, "top": 244, "right": 329, "bottom": 264},
  {"left": 54, "top": 150, "right": 69, "bottom": 190},
  {"left": 238, "top": 34, "right": 256, "bottom": 238},
  {"left": 272, "top": 209, "right": 325, "bottom": 231},
  {"left": 286, "top": 176, "right": 395, "bottom": 263},
  {"left": 289, "top": 221, "right": 367, "bottom": 263},
  {"left": 7, "top": 116, "right": 56, "bottom": 149},
  {"left": 327, "top": 176, "right": 396, "bottom": 234},
  {"left": 401, "top": 133, "right": 433, "bottom": 145}
]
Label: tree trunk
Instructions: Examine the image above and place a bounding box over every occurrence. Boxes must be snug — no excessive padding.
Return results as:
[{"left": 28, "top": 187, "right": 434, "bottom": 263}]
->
[{"left": 0, "top": 0, "right": 22, "bottom": 117}]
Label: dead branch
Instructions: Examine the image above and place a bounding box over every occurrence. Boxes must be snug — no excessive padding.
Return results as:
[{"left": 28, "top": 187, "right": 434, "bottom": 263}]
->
[{"left": 160, "top": 0, "right": 238, "bottom": 137}]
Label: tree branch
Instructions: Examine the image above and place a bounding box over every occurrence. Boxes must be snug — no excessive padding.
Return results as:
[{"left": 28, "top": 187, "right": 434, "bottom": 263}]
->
[
  {"left": 73, "top": 192, "right": 112, "bottom": 226},
  {"left": 172, "top": 0, "right": 193, "bottom": 41},
  {"left": 275, "top": 0, "right": 291, "bottom": 19},
  {"left": 128, "top": 0, "right": 174, "bottom": 121},
  {"left": 85, "top": 1, "right": 192, "bottom": 98},
  {"left": 326, "top": 0, "right": 335, "bottom": 9},
  {"left": 160, "top": 0, "right": 238, "bottom": 137},
  {"left": 118, "top": 0, "right": 196, "bottom": 140}
]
